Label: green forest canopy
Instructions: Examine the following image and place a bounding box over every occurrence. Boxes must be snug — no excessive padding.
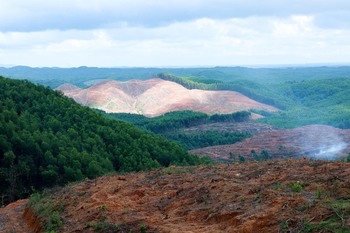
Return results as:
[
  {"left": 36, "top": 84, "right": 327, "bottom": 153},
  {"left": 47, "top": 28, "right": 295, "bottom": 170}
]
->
[
  {"left": 0, "top": 77, "right": 209, "bottom": 204},
  {"left": 101, "top": 110, "right": 252, "bottom": 150}
]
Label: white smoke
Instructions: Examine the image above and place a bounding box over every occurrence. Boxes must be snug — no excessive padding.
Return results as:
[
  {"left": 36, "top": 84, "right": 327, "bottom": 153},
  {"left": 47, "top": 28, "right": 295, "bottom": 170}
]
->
[
  {"left": 311, "top": 142, "right": 347, "bottom": 160},
  {"left": 299, "top": 125, "right": 348, "bottom": 161}
]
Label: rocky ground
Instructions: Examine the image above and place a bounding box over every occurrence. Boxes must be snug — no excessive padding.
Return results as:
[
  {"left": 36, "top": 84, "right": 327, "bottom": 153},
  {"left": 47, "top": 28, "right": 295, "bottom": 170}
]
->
[{"left": 2, "top": 159, "right": 349, "bottom": 233}]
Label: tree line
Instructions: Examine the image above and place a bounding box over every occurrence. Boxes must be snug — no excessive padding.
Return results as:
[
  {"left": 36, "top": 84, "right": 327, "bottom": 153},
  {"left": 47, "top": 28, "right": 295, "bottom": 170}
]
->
[{"left": 100, "top": 110, "right": 252, "bottom": 150}]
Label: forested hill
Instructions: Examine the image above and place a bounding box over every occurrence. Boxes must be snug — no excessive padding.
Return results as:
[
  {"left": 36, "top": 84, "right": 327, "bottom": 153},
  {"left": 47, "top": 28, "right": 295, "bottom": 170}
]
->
[{"left": 0, "top": 77, "right": 207, "bottom": 204}]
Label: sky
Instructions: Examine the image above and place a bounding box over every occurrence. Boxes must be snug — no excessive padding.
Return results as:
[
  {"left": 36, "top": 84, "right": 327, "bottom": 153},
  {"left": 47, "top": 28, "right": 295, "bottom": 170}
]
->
[{"left": 0, "top": 0, "right": 350, "bottom": 67}]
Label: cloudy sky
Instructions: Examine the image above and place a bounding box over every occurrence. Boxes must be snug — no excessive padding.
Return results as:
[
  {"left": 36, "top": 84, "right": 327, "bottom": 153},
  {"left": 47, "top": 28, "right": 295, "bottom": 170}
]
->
[{"left": 0, "top": 0, "right": 350, "bottom": 67}]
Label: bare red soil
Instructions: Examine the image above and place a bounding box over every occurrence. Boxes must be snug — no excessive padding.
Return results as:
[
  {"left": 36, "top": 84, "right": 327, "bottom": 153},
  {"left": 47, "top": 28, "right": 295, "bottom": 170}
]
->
[
  {"left": 0, "top": 199, "right": 32, "bottom": 233},
  {"left": 190, "top": 125, "right": 350, "bottom": 162},
  {"left": 4, "top": 159, "right": 350, "bottom": 232},
  {"left": 56, "top": 79, "right": 278, "bottom": 117}
]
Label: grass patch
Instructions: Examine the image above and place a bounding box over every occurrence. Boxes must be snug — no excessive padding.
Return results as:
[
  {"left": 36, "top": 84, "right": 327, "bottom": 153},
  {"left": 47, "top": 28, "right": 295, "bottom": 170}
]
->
[
  {"left": 288, "top": 182, "right": 303, "bottom": 193},
  {"left": 27, "top": 191, "right": 64, "bottom": 233}
]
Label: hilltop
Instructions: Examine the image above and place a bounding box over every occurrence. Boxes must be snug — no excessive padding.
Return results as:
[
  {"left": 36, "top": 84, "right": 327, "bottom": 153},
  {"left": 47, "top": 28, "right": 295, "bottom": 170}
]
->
[
  {"left": 56, "top": 78, "right": 277, "bottom": 117},
  {"left": 1, "top": 159, "right": 350, "bottom": 232}
]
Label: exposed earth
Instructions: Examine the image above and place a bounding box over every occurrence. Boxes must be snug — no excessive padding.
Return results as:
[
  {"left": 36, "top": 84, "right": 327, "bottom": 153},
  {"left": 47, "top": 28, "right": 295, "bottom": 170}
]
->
[
  {"left": 56, "top": 78, "right": 278, "bottom": 117},
  {"left": 0, "top": 199, "right": 31, "bottom": 233},
  {"left": 1, "top": 159, "right": 350, "bottom": 232},
  {"left": 190, "top": 125, "right": 350, "bottom": 162},
  {"left": 184, "top": 122, "right": 278, "bottom": 135}
]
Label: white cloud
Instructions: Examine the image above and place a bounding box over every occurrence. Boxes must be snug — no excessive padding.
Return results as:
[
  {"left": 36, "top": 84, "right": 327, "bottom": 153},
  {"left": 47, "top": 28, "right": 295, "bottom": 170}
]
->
[
  {"left": 1, "top": 15, "right": 350, "bottom": 67},
  {"left": 272, "top": 16, "right": 314, "bottom": 37},
  {"left": 1, "top": 0, "right": 350, "bottom": 32}
]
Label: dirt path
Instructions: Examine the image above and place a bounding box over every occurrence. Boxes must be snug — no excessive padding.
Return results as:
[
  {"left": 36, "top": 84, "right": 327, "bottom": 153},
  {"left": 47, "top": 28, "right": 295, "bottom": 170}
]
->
[{"left": 0, "top": 199, "right": 33, "bottom": 233}]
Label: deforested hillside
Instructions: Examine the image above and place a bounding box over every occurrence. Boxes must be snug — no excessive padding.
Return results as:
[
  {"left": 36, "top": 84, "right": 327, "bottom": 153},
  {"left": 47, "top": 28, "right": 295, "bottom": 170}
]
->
[
  {"left": 56, "top": 78, "right": 278, "bottom": 117},
  {"left": 0, "top": 77, "right": 207, "bottom": 204},
  {"left": 159, "top": 73, "right": 350, "bottom": 129},
  {"left": 3, "top": 159, "right": 350, "bottom": 232},
  {"left": 190, "top": 125, "right": 350, "bottom": 162}
]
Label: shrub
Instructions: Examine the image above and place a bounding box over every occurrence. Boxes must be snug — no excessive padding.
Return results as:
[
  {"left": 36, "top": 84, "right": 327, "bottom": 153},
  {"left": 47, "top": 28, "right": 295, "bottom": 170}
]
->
[{"left": 290, "top": 182, "right": 302, "bottom": 193}]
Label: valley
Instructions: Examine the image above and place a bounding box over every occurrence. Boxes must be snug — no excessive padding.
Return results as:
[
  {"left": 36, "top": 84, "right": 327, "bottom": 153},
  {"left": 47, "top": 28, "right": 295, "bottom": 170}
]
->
[{"left": 2, "top": 0, "right": 350, "bottom": 232}]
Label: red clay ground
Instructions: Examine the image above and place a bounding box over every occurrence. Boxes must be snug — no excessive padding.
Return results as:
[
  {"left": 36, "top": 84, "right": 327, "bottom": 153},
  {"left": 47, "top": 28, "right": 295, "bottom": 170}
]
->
[
  {"left": 4, "top": 159, "right": 349, "bottom": 233},
  {"left": 0, "top": 199, "right": 32, "bottom": 233},
  {"left": 191, "top": 125, "right": 350, "bottom": 162},
  {"left": 56, "top": 78, "right": 278, "bottom": 117}
]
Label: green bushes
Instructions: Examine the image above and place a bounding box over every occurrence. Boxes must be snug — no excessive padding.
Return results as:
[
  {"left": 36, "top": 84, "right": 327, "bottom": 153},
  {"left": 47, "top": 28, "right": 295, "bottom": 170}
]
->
[
  {"left": 28, "top": 192, "right": 64, "bottom": 233},
  {"left": 289, "top": 182, "right": 303, "bottom": 193}
]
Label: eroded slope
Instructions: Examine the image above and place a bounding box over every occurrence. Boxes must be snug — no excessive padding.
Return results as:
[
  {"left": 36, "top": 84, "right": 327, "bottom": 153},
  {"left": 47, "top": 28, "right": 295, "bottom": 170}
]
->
[
  {"left": 56, "top": 78, "right": 278, "bottom": 117},
  {"left": 18, "top": 159, "right": 350, "bottom": 233}
]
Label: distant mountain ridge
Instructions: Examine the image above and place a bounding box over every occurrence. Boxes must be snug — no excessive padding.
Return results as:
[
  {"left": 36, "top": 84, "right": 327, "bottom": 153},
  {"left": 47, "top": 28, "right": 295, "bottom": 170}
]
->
[
  {"left": 2, "top": 65, "right": 350, "bottom": 89},
  {"left": 56, "top": 78, "right": 278, "bottom": 117}
]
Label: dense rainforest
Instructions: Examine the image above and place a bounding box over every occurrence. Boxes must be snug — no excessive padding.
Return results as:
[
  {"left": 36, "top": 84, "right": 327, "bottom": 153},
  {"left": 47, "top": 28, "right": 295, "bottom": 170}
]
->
[
  {"left": 99, "top": 110, "right": 252, "bottom": 150},
  {"left": 0, "top": 77, "right": 209, "bottom": 204}
]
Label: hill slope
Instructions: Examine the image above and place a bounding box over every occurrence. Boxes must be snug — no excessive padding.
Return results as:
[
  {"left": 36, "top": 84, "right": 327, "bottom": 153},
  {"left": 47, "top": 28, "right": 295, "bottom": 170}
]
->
[
  {"left": 0, "top": 77, "right": 205, "bottom": 204},
  {"left": 56, "top": 78, "right": 278, "bottom": 117},
  {"left": 159, "top": 73, "right": 350, "bottom": 129},
  {"left": 9, "top": 159, "right": 349, "bottom": 232},
  {"left": 191, "top": 125, "right": 350, "bottom": 162}
]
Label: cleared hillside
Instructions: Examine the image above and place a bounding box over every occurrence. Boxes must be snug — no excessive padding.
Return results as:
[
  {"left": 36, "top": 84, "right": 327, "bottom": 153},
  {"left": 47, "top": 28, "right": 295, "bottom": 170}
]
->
[
  {"left": 191, "top": 125, "right": 350, "bottom": 162},
  {"left": 56, "top": 78, "right": 278, "bottom": 117},
  {"left": 184, "top": 122, "right": 277, "bottom": 135},
  {"left": 3, "top": 159, "right": 349, "bottom": 232}
]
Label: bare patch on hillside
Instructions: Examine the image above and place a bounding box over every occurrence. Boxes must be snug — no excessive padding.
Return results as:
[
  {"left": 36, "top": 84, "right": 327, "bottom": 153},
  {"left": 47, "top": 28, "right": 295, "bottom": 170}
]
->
[
  {"left": 190, "top": 125, "right": 350, "bottom": 162},
  {"left": 185, "top": 122, "right": 278, "bottom": 135},
  {"left": 56, "top": 78, "right": 278, "bottom": 117},
  {"left": 9, "top": 159, "right": 350, "bottom": 232}
]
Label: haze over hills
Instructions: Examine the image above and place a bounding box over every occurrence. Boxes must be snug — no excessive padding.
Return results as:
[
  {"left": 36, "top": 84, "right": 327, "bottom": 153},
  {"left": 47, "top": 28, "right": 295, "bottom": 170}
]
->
[
  {"left": 56, "top": 78, "right": 278, "bottom": 117},
  {"left": 1, "top": 72, "right": 350, "bottom": 232},
  {"left": 191, "top": 125, "right": 350, "bottom": 162},
  {"left": 2, "top": 66, "right": 350, "bottom": 88}
]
